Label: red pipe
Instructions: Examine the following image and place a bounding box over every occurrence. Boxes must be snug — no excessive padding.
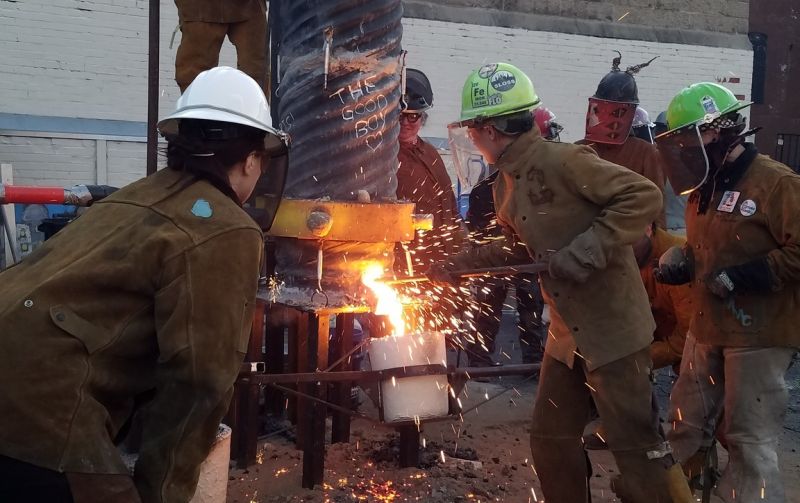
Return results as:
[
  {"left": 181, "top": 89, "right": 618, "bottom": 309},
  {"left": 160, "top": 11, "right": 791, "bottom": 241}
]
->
[{"left": 0, "top": 184, "right": 67, "bottom": 205}]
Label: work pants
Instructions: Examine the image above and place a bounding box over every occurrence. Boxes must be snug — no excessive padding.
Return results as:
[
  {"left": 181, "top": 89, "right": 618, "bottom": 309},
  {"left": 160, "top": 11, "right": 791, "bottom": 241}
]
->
[
  {"left": 531, "top": 348, "right": 686, "bottom": 503},
  {"left": 668, "top": 334, "right": 797, "bottom": 502},
  {"left": 471, "top": 274, "right": 545, "bottom": 364},
  {"left": 175, "top": 16, "right": 268, "bottom": 93},
  {"left": 0, "top": 455, "right": 141, "bottom": 503}
]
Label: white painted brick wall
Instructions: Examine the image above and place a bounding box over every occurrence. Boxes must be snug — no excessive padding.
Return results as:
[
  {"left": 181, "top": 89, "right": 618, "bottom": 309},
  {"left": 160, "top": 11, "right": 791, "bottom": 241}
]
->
[
  {"left": 0, "top": 0, "right": 234, "bottom": 122},
  {"left": 406, "top": 18, "right": 753, "bottom": 143},
  {"left": 0, "top": 3, "right": 752, "bottom": 186},
  {"left": 0, "top": 136, "right": 96, "bottom": 186}
]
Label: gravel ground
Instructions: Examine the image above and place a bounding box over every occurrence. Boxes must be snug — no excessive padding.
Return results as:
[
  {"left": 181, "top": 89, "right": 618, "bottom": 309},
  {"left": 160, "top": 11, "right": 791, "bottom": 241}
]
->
[{"left": 228, "top": 300, "right": 800, "bottom": 502}]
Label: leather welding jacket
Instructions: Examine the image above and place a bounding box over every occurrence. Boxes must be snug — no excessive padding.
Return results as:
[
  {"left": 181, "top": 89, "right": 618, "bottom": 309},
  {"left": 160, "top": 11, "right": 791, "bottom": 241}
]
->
[
  {"left": 0, "top": 168, "right": 263, "bottom": 502},
  {"left": 174, "top": 0, "right": 265, "bottom": 23},
  {"left": 579, "top": 137, "right": 667, "bottom": 228},
  {"left": 641, "top": 227, "right": 692, "bottom": 367},
  {"left": 449, "top": 127, "right": 661, "bottom": 370},
  {"left": 397, "top": 137, "right": 463, "bottom": 270},
  {"left": 685, "top": 145, "right": 800, "bottom": 348}
]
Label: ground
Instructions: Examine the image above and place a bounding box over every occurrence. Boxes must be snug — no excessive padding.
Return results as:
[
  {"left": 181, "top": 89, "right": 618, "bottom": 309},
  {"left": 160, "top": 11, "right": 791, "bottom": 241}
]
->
[{"left": 227, "top": 304, "right": 800, "bottom": 502}]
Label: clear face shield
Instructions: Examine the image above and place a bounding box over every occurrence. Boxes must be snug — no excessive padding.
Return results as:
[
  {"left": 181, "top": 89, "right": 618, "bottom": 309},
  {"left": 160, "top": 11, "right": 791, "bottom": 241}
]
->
[
  {"left": 447, "top": 124, "right": 491, "bottom": 194},
  {"left": 655, "top": 125, "right": 710, "bottom": 195},
  {"left": 245, "top": 132, "right": 290, "bottom": 231}
]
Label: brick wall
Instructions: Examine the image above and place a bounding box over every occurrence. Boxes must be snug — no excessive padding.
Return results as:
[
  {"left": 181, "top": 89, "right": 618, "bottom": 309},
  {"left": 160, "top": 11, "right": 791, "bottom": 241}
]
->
[
  {"left": 428, "top": 0, "right": 750, "bottom": 34},
  {"left": 0, "top": 0, "right": 231, "bottom": 122},
  {"left": 0, "top": 1, "right": 752, "bottom": 187},
  {"left": 408, "top": 17, "right": 753, "bottom": 144}
]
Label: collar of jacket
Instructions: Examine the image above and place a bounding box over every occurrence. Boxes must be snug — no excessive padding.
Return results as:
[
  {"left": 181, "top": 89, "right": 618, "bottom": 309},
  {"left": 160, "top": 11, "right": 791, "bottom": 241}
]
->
[
  {"left": 494, "top": 127, "right": 543, "bottom": 173},
  {"left": 693, "top": 142, "right": 758, "bottom": 214}
]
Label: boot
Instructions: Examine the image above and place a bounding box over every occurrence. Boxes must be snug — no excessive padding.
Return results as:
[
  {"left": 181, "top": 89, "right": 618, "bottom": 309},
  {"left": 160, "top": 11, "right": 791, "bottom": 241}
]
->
[
  {"left": 530, "top": 437, "right": 590, "bottom": 503},
  {"left": 611, "top": 450, "right": 693, "bottom": 503},
  {"left": 682, "top": 446, "right": 720, "bottom": 496}
]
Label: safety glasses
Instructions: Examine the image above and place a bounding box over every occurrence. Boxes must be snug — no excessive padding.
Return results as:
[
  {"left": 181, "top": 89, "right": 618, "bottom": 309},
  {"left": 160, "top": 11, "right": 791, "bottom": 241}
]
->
[{"left": 400, "top": 112, "right": 425, "bottom": 123}]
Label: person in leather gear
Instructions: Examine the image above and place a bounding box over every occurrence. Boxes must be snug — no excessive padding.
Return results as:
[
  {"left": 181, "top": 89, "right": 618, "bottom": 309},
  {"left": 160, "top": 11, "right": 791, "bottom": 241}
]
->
[
  {"left": 655, "top": 81, "right": 800, "bottom": 502},
  {"left": 0, "top": 67, "right": 289, "bottom": 503},
  {"left": 432, "top": 62, "right": 693, "bottom": 503},
  {"left": 579, "top": 52, "right": 667, "bottom": 228}
]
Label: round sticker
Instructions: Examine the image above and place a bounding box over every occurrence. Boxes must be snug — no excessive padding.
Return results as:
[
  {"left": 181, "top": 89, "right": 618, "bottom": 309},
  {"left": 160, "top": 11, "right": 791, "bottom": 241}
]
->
[
  {"left": 490, "top": 70, "right": 516, "bottom": 92},
  {"left": 739, "top": 199, "right": 757, "bottom": 217},
  {"left": 478, "top": 64, "right": 498, "bottom": 79}
]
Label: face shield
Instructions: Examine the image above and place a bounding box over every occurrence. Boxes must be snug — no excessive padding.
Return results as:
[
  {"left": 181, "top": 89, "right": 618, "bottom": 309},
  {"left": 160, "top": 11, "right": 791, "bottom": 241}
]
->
[
  {"left": 656, "top": 125, "right": 710, "bottom": 195},
  {"left": 585, "top": 98, "right": 637, "bottom": 145},
  {"left": 245, "top": 132, "right": 290, "bottom": 231},
  {"left": 631, "top": 124, "right": 654, "bottom": 143},
  {"left": 447, "top": 124, "right": 491, "bottom": 194}
]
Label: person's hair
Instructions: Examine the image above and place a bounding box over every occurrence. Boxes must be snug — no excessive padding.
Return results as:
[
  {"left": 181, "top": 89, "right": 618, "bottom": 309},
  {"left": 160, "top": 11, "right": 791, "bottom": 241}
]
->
[
  {"left": 491, "top": 110, "right": 534, "bottom": 136},
  {"left": 166, "top": 119, "right": 267, "bottom": 202}
]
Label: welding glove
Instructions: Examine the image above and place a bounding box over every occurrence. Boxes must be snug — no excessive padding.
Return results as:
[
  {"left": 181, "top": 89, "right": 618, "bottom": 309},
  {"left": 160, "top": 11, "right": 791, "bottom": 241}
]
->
[
  {"left": 706, "top": 256, "right": 775, "bottom": 299},
  {"left": 654, "top": 245, "right": 693, "bottom": 285},
  {"left": 547, "top": 229, "right": 606, "bottom": 283},
  {"left": 425, "top": 262, "right": 462, "bottom": 285}
]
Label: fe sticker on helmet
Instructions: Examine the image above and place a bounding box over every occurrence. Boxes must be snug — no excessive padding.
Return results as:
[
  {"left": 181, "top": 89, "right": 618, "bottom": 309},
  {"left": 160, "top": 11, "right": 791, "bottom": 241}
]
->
[
  {"left": 490, "top": 71, "right": 516, "bottom": 92},
  {"left": 739, "top": 199, "right": 757, "bottom": 217}
]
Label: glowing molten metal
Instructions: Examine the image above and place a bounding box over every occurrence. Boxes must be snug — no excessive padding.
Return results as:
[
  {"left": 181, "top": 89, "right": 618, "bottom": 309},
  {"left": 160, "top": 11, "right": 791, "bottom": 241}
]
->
[{"left": 361, "top": 263, "right": 405, "bottom": 337}]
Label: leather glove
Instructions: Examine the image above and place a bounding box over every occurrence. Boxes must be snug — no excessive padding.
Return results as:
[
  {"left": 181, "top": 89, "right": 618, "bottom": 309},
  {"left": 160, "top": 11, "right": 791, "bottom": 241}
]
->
[
  {"left": 547, "top": 230, "right": 606, "bottom": 284},
  {"left": 425, "top": 262, "right": 462, "bottom": 285},
  {"left": 548, "top": 250, "right": 593, "bottom": 283},
  {"left": 706, "top": 257, "right": 775, "bottom": 298},
  {"left": 706, "top": 269, "right": 736, "bottom": 299},
  {"left": 654, "top": 246, "right": 692, "bottom": 285}
]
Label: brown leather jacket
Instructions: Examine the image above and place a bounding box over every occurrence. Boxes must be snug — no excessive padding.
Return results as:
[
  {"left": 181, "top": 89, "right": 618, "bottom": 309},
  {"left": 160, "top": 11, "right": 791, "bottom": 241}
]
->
[
  {"left": 580, "top": 137, "right": 667, "bottom": 228},
  {"left": 396, "top": 137, "right": 463, "bottom": 271},
  {"left": 685, "top": 147, "right": 800, "bottom": 348},
  {"left": 0, "top": 168, "right": 263, "bottom": 502},
  {"left": 450, "top": 127, "right": 662, "bottom": 370},
  {"left": 641, "top": 227, "right": 692, "bottom": 368},
  {"left": 175, "top": 0, "right": 265, "bottom": 23}
]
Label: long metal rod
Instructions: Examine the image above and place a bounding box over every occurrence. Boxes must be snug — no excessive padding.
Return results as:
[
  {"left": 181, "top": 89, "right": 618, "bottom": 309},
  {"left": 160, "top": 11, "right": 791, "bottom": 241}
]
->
[
  {"left": 247, "top": 363, "right": 540, "bottom": 384},
  {"left": 146, "top": 0, "right": 160, "bottom": 176},
  {"left": 387, "top": 263, "right": 548, "bottom": 285}
]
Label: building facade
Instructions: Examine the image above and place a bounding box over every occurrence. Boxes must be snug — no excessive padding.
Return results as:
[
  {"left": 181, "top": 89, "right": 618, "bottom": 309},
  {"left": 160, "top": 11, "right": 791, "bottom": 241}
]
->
[{"left": 0, "top": 0, "right": 756, "bottom": 187}]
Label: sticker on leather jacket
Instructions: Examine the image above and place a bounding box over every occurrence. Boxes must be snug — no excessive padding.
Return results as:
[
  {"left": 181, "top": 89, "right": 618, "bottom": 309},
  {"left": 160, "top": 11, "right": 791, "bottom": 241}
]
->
[
  {"left": 739, "top": 199, "right": 757, "bottom": 217},
  {"left": 191, "top": 199, "right": 213, "bottom": 218},
  {"left": 717, "top": 191, "right": 740, "bottom": 213}
]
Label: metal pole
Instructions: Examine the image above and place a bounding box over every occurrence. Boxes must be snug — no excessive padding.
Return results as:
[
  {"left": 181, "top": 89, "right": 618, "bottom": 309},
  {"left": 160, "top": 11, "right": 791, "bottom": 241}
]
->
[
  {"left": 1, "top": 209, "right": 19, "bottom": 265},
  {"left": 146, "top": 0, "right": 160, "bottom": 176}
]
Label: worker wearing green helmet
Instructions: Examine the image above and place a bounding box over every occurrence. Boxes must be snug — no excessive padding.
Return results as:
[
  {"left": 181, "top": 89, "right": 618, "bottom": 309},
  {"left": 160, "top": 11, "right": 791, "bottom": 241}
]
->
[
  {"left": 655, "top": 82, "right": 800, "bottom": 502},
  {"left": 434, "top": 62, "right": 692, "bottom": 502}
]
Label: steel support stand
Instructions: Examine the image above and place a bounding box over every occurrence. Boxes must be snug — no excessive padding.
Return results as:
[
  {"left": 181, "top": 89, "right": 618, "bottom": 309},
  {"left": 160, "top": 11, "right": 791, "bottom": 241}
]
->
[
  {"left": 331, "top": 312, "right": 354, "bottom": 443},
  {"left": 301, "top": 313, "right": 329, "bottom": 489},
  {"left": 398, "top": 425, "right": 420, "bottom": 468}
]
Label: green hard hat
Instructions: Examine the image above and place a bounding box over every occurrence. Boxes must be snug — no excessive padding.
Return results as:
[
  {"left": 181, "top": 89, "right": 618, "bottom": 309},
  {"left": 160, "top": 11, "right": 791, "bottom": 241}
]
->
[
  {"left": 664, "top": 82, "right": 751, "bottom": 135},
  {"left": 453, "top": 62, "right": 540, "bottom": 126}
]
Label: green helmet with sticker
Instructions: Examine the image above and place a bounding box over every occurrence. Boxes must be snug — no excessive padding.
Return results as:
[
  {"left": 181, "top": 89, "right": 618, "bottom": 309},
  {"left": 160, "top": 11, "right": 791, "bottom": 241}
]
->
[
  {"left": 454, "top": 62, "right": 540, "bottom": 126},
  {"left": 664, "top": 82, "right": 751, "bottom": 134}
]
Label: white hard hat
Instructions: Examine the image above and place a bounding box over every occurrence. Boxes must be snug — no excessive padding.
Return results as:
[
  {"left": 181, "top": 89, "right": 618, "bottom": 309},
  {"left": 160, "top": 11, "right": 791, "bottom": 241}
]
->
[
  {"left": 158, "top": 66, "right": 283, "bottom": 139},
  {"left": 632, "top": 106, "right": 653, "bottom": 128}
]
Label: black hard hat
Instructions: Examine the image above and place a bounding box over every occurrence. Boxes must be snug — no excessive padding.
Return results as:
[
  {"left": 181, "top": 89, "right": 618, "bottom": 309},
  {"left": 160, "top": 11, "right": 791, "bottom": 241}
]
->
[
  {"left": 653, "top": 111, "right": 669, "bottom": 136},
  {"left": 592, "top": 52, "right": 657, "bottom": 104},
  {"left": 593, "top": 70, "right": 639, "bottom": 104},
  {"left": 402, "top": 68, "right": 433, "bottom": 112}
]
